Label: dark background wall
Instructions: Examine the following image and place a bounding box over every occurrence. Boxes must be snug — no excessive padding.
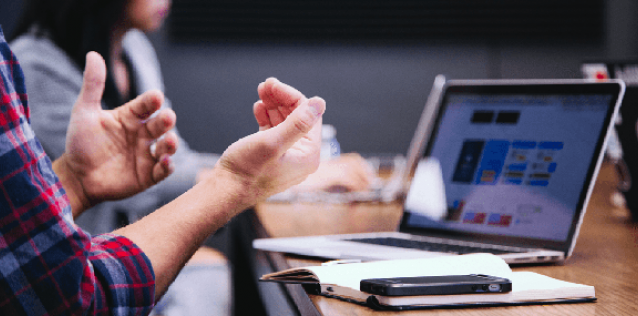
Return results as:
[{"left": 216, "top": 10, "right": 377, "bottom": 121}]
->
[{"left": 2, "top": 0, "right": 638, "bottom": 155}]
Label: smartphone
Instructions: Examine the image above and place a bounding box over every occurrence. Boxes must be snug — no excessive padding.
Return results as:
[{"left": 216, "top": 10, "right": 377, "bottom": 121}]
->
[{"left": 360, "top": 274, "right": 512, "bottom": 296}]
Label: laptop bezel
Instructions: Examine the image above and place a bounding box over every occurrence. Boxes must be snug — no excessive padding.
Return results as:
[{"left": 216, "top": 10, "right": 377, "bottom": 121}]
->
[{"left": 398, "top": 78, "right": 625, "bottom": 256}]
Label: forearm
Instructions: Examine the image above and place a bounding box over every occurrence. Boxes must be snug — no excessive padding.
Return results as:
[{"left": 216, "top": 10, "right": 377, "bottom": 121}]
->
[
  {"left": 113, "top": 167, "right": 252, "bottom": 298},
  {"left": 154, "top": 141, "right": 220, "bottom": 202}
]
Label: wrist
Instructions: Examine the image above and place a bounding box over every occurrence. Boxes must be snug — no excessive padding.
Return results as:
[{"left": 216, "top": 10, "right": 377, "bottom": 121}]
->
[
  {"left": 200, "top": 166, "right": 257, "bottom": 215},
  {"left": 52, "top": 154, "right": 92, "bottom": 217}
]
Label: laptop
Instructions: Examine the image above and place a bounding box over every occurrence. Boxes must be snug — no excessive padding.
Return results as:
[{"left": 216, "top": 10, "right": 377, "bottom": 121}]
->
[{"left": 253, "top": 76, "right": 625, "bottom": 264}]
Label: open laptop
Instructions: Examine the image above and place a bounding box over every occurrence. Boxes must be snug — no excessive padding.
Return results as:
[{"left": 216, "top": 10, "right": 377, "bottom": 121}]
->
[{"left": 254, "top": 76, "right": 625, "bottom": 264}]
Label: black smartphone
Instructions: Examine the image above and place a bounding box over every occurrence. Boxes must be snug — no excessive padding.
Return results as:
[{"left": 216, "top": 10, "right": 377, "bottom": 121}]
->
[{"left": 360, "top": 274, "right": 512, "bottom": 296}]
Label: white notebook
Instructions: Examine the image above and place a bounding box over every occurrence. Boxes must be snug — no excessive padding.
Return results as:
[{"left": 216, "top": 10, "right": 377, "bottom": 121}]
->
[{"left": 260, "top": 254, "right": 595, "bottom": 310}]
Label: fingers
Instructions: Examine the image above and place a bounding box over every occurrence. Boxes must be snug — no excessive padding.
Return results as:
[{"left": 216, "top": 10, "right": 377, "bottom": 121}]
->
[
  {"left": 118, "top": 90, "right": 175, "bottom": 138},
  {"left": 268, "top": 97, "right": 325, "bottom": 152},
  {"left": 255, "top": 78, "right": 309, "bottom": 129},
  {"left": 144, "top": 108, "right": 177, "bottom": 139},
  {"left": 152, "top": 154, "right": 175, "bottom": 183},
  {"left": 120, "top": 89, "right": 165, "bottom": 121},
  {"left": 153, "top": 131, "right": 178, "bottom": 159},
  {"left": 267, "top": 108, "right": 286, "bottom": 127},
  {"left": 76, "top": 52, "right": 107, "bottom": 111},
  {"left": 258, "top": 78, "right": 306, "bottom": 110},
  {"left": 150, "top": 132, "right": 178, "bottom": 183},
  {"left": 253, "top": 100, "right": 271, "bottom": 131}
]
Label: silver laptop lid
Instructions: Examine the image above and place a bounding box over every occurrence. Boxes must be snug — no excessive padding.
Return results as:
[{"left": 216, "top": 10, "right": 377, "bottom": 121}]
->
[{"left": 399, "top": 79, "right": 625, "bottom": 256}]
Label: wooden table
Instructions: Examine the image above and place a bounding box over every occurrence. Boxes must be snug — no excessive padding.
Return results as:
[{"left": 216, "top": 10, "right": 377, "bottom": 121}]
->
[{"left": 250, "top": 162, "right": 638, "bottom": 315}]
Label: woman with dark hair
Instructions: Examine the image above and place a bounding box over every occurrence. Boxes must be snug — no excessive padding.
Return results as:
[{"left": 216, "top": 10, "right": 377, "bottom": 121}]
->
[
  {"left": 11, "top": 0, "right": 135, "bottom": 109},
  {"left": 10, "top": 0, "right": 373, "bottom": 315}
]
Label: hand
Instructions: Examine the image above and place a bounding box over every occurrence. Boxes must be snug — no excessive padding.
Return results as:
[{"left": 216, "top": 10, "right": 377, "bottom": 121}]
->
[
  {"left": 53, "top": 52, "right": 178, "bottom": 215},
  {"left": 294, "top": 153, "right": 376, "bottom": 193},
  {"left": 114, "top": 78, "right": 323, "bottom": 297},
  {"left": 214, "top": 78, "right": 326, "bottom": 204}
]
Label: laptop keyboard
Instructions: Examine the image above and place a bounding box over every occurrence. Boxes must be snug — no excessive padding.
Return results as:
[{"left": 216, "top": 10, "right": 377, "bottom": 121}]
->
[{"left": 345, "top": 237, "right": 526, "bottom": 255}]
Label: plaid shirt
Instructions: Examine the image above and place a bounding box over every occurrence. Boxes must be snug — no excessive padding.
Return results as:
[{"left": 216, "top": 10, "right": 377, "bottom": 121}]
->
[{"left": 0, "top": 28, "right": 155, "bottom": 315}]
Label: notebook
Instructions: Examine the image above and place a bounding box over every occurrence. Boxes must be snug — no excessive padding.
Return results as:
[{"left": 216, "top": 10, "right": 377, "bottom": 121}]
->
[
  {"left": 260, "top": 254, "right": 596, "bottom": 310},
  {"left": 253, "top": 76, "right": 625, "bottom": 264}
]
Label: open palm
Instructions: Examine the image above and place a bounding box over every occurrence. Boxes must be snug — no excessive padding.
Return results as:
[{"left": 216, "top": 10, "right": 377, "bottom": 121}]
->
[{"left": 61, "top": 52, "right": 178, "bottom": 207}]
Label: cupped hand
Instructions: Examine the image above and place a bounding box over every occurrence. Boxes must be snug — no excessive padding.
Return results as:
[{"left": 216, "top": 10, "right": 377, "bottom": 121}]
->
[
  {"left": 56, "top": 52, "right": 178, "bottom": 213},
  {"left": 253, "top": 80, "right": 374, "bottom": 193},
  {"left": 214, "top": 78, "right": 325, "bottom": 204}
]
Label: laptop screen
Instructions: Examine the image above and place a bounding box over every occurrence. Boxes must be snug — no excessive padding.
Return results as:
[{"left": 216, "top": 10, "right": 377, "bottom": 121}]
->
[{"left": 401, "top": 81, "right": 622, "bottom": 251}]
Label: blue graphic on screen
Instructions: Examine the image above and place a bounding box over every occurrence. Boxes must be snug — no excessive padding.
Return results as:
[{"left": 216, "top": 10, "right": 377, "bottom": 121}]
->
[
  {"left": 404, "top": 92, "right": 613, "bottom": 242},
  {"left": 452, "top": 141, "right": 484, "bottom": 183},
  {"left": 505, "top": 141, "right": 535, "bottom": 186},
  {"left": 452, "top": 139, "right": 564, "bottom": 188},
  {"left": 474, "top": 140, "right": 509, "bottom": 185}
]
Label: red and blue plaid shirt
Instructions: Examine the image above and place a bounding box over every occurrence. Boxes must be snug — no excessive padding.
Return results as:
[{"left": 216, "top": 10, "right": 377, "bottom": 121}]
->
[{"left": 0, "top": 28, "right": 155, "bottom": 315}]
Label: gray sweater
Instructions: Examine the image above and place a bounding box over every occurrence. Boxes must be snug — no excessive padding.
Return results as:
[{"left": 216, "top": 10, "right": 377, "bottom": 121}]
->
[{"left": 11, "top": 28, "right": 219, "bottom": 234}]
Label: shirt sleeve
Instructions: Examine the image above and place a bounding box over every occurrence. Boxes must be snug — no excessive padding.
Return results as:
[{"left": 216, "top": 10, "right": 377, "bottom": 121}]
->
[{"left": 0, "top": 28, "right": 155, "bottom": 316}]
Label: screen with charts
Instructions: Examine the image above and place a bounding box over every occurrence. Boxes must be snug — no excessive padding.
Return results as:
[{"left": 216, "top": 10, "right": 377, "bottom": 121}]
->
[{"left": 404, "top": 92, "right": 613, "bottom": 242}]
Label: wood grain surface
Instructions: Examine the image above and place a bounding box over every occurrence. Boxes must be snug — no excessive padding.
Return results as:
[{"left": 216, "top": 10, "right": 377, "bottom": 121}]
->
[{"left": 255, "top": 162, "right": 638, "bottom": 315}]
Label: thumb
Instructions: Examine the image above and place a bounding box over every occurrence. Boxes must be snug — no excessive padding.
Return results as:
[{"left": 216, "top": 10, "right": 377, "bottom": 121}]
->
[
  {"left": 76, "top": 51, "right": 107, "bottom": 111},
  {"left": 268, "top": 97, "right": 325, "bottom": 150}
]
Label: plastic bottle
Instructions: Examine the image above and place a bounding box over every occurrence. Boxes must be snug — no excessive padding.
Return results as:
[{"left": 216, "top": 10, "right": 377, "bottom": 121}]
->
[{"left": 321, "top": 124, "right": 341, "bottom": 160}]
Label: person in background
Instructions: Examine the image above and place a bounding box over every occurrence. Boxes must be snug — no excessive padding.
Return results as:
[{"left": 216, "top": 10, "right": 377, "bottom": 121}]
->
[
  {"left": 1, "top": 24, "right": 327, "bottom": 314},
  {"left": 10, "top": 0, "right": 372, "bottom": 315}
]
